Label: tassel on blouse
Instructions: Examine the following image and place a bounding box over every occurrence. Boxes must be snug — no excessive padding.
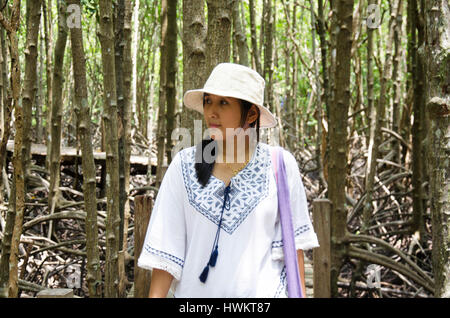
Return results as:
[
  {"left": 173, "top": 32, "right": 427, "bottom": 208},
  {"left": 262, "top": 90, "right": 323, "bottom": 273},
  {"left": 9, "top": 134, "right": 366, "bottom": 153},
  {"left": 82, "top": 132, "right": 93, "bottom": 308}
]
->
[
  {"left": 209, "top": 245, "right": 219, "bottom": 267},
  {"left": 199, "top": 184, "right": 231, "bottom": 283},
  {"left": 199, "top": 265, "right": 210, "bottom": 283}
]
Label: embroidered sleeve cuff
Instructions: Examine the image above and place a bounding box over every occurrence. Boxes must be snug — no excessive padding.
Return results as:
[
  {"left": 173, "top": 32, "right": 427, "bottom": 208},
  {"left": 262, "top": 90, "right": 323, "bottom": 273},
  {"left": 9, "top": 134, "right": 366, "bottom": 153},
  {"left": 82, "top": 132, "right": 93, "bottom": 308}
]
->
[
  {"left": 295, "top": 231, "right": 320, "bottom": 251},
  {"left": 271, "top": 227, "right": 320, "bottom": 261},
  {"left": 137, "top": 246, "right": 184, "bottom": 281}
]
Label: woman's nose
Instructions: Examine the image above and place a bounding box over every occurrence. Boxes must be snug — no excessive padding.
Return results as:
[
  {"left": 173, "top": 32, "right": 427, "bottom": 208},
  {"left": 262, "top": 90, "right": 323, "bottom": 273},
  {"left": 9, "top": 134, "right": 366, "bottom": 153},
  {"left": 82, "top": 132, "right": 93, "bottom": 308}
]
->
[
  {"left": 206, "top": 105, "right": 219, "bottom": 118},
  {"left": 207, "top": 113, "right": 218, "bottom": 122}
]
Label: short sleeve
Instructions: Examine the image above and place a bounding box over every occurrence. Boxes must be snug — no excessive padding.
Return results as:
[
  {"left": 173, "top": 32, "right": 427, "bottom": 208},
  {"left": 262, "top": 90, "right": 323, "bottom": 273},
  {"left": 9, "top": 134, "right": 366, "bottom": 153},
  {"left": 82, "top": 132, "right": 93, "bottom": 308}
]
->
[
  {"left": 137, "top": 151, "right": 186, "bottom": 281},
  {"left": 271, "top": 148, "right": 319, "bottom": 260}
]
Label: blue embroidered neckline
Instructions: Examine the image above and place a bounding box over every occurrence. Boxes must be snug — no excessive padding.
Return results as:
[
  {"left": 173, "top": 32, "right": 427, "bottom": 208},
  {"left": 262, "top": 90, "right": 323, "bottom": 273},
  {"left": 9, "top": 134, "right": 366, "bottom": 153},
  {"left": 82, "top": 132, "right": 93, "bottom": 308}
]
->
[{"left": 180, "top": 143, "right": 270, "bottom": 234}]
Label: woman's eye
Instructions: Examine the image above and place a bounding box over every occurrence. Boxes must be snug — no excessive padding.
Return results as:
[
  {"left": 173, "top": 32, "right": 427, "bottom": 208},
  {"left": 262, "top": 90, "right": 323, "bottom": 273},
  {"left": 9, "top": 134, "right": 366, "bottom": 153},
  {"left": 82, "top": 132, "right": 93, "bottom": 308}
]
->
[{"left": 220, "top": 100, "right": 228, "bottom": 105}]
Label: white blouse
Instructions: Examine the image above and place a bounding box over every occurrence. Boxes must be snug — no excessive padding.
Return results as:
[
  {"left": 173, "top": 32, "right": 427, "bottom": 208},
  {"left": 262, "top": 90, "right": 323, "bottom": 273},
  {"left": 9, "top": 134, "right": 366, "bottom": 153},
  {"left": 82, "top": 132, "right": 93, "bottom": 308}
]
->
[{"left": 137, "top": 142, "right": 319, "bottom": 298}]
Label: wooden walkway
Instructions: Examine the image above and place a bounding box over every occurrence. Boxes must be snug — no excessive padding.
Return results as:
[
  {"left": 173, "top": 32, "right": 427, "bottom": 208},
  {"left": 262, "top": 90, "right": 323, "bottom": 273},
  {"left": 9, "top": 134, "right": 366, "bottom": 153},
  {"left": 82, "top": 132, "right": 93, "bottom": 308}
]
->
[
  {"left": 6, "top": 140, "right": 156, "bottom": 175},
  {"left": 305, "top": 257, "right": 314, "bottom": 298}
]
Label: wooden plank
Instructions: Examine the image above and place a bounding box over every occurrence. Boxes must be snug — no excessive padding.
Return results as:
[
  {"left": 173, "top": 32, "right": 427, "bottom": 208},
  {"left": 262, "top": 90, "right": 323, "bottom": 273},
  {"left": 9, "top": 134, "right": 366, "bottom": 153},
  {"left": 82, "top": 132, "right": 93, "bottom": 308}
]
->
[
  {"left": 304, "top": 257, "right": 314, "bottom": 298},
  {"left": 6, "top": 140, "right": 157, "bottom": 174},
  {"left": 312, "top": 199, "right": 332, "bottom": 298},
  {"left": 36, "top": 289, "right": 74, "bottom": 298},
  {"left": 133, "top": 195, "right": 153, "bottom": 298}
]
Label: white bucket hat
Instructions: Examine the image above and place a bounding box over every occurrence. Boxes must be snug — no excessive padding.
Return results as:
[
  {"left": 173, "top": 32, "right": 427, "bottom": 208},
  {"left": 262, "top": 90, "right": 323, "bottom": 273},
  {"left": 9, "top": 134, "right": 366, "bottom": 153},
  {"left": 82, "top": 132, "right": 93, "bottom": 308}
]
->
[{"left": 183, "top": 63, "right": 278, "bottom": 128}]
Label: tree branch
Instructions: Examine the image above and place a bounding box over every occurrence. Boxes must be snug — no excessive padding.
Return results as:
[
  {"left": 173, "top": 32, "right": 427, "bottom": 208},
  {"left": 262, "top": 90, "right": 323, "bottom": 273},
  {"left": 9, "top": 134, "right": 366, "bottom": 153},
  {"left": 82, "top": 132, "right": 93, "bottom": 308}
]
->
[
  {"left": 280, "top": 0, "right": 313, "bottom": 75},
  {"left": 345, "top": 234, "right": 434, "bottom": 286},
  {"left": 0, "top": 9, "right": 11, "bottom": 32},
  {"left": 347, "top": 245, "right": 434, "bottom": 293},
  {"left": 23, "top": 210, "right": 106, "bottom": 231}
]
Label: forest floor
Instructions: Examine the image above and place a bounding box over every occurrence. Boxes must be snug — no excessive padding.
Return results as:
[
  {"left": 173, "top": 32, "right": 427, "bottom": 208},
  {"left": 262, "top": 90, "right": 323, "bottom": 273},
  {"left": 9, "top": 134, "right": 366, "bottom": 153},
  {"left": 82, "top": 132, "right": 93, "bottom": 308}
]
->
[{"left": 0, "top": 133, "right": 434, "bottom": 298}]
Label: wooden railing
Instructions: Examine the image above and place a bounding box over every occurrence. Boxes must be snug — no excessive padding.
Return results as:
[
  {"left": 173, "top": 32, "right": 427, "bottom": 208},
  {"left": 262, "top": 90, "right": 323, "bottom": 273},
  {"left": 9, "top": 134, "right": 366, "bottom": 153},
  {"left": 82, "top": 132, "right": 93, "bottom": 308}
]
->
[
  {"left": 312, "top": 199, "right": 332, "bottom": 298},
  {"left": 133, "top": 195, "right": 153, "bottom": 298}
]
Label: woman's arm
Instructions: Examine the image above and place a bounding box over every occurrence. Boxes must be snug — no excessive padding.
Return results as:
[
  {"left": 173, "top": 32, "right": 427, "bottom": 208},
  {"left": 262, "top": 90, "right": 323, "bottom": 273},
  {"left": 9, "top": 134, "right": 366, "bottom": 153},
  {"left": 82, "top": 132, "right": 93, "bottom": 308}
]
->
[
  {"left": 297, "top": 250, "right": 307, "bottom": 297},
  {"left": 148, "top": 269, "right": 174, "bottom": 298}
]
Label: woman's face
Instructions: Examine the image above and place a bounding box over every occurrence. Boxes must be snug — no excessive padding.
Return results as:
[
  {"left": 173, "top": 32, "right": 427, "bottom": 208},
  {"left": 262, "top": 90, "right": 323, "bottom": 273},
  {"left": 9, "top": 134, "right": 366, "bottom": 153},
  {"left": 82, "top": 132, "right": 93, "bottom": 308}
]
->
[{"left": 203, "top": 93, "right": 245, "bottom": 141}]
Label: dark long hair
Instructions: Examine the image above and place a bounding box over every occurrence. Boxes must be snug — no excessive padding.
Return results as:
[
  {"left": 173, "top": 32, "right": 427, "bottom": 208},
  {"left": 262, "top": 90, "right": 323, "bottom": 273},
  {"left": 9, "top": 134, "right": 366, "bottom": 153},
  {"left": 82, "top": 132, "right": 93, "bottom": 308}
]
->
[{"left": 194, "top": 98, "right": 261, "bottom": 187}]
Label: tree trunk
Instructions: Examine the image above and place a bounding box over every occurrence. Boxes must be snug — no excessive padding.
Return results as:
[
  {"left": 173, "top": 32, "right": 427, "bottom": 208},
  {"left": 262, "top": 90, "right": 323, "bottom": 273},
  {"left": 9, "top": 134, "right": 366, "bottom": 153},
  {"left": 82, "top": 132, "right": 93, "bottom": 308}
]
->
[
  {"left": 0, "top": 26, "right": 8, "bottom": 189},
  {"left": 249, "top": 0, "right": 261, "bottom": 74},
  {"left": 410, "top": 0, "right": 427, "bottom": 238},
  {"left": 22, "top": 0, "right": 41, "bottom": 183},
  {"left": 401, "top": 0, "right": 416, "bottom": 160},
  {"left": 114, "top": 0, "right": 133, "bottom": 297},
  {"left": 146, "top": 32, "right": 157, "bottom": 146},
  {"left": 43, "top": 0, "right": 53, "bottom": 171},
  {"left": 131, "top": 0, "right": 140, "bottom": 131},
  {"left": 155, "top": 0, "right": 168, "bottom": 187},
  {"left": 164, "top": 0, "right": 177, "bottom": 164},
  {"left": 361, "top": 0, "right": 376, "bottom": 232},
  {"left": 205, "top": 0, "right": 232, "bottom": 74},
  {"left": 291, "top": 2, "right": 299, "bottom": 151},
  {"left": 182, "top": 0, "right": 207, "bottom": 145},
  {"left": 0, "top": 28, "right": 3, "bottom": 167},
  {"left": 36, "top": 29, "right": 44, "bottom": 143},
  {"left": 327, "top": 0, "right": 354, "bottom": 298},
  {"left": 232, "top": 17, "right": 238, "bottom": 64},
  {"left": 98, "top": 0, "right": 121, "bottom": 298},
  {"left": 391, "top": 0, "right": 404, "bottom": 165},
  {"left": 310, "top": 0, "right": 326, "bottom": 192},
  {"left": 232, "top": 0, "right": 248, "bottom": 67},
  {"left": 68, "top": 0, "right": 102, "bottom": 298},
  {"left": 0, "top": 0, "right": 24, "bottom": 298},
  {"left": 121, "top": 0, "right": 133, "bottom": 297},
  {"left": 262, "top": 0, "right": 274, "bottom": 114},
  {"left": 0, "top": 18, "right": 10, "bottom": 297},
  {"left": 281, "top": 0, "right": 293, "bottom": 149},
  {"left": 424, "top": 0, "right": 450, "bottom": 298},
  {"left": 48, "top": 0, "right": 67, "bottom": 239},
  {"left": 317, "top": 0, "right": 329, "bottom": 182},
  {"left": 0, "top": 180, "right": 14, "bottom": 298},
  {"left": 362, "top": 0, "right": 401, "bottom": 232},
  {"left": 115, "top": 0, "right": 125, "bottom": 250}
]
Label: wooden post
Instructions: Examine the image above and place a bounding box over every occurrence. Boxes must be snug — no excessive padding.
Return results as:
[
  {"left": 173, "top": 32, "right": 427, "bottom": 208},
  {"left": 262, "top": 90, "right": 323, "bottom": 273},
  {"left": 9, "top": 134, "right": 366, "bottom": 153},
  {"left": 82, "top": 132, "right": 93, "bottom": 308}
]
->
[
  {"left": 36, "top": 289, "right": 74, "bottom": 298},
  {"left": 133, "top": 195, "right": 153, "bottom": 298},
  {"left": 313, "top": 199, "right": 332, "bottom": 298}
]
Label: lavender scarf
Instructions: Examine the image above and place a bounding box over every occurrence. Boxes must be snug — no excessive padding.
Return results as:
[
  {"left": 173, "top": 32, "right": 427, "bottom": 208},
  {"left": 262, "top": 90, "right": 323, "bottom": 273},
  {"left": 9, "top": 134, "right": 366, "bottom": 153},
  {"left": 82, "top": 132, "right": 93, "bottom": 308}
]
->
[{"left": 271, "top": 146, "right": 304, "bottom": 298}]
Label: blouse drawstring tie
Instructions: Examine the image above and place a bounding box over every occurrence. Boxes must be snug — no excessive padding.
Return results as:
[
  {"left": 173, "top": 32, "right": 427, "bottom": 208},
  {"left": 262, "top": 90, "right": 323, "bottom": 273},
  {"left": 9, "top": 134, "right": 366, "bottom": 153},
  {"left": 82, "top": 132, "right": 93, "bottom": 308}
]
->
[{"left": 199, "top": 183, "right": 232, "bottom": 283}]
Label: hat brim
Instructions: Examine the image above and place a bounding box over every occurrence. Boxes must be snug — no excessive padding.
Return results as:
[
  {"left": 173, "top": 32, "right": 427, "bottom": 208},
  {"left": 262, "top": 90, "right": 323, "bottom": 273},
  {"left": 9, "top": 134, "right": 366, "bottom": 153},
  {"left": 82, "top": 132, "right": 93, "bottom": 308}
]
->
[{"left": 183, "top": 88, "right": 278, "bottom": 129}]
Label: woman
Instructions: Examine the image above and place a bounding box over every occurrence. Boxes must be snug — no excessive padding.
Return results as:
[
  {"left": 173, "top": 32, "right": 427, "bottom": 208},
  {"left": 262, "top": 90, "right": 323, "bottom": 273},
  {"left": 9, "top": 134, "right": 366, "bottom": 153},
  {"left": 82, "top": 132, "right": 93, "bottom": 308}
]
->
[{"left": 138, "top": 63, "right": 319, "bottom": 298}]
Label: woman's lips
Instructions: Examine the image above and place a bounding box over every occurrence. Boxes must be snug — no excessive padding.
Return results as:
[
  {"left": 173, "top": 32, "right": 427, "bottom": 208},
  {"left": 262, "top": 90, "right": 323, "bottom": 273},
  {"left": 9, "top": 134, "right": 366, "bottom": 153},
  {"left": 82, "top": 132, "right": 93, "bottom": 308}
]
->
[{"left": 209, "top": 124, "right": 221, "bottom": 128}]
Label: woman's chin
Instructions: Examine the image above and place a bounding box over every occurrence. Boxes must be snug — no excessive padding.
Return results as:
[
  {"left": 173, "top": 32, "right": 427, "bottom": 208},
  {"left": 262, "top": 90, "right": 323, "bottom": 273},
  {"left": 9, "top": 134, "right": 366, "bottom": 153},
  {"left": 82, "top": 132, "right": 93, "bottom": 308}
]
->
[
  {"left": 210, "top": 135, "right": 224, "bottom": 141},
  {"left": 208, "top": 128, "right": 224, "bottom": 141}
]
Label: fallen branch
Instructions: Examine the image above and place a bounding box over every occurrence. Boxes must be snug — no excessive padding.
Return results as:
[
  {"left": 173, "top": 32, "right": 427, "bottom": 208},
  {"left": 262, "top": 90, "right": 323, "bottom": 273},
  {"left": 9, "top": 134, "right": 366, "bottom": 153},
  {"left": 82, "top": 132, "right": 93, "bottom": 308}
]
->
[
  {"left": 381, "top": 127, "right": 412, "bottom": 151},
  {"left": 22, "top": 210, "right": 106, "bottom": 231},
  {"left": 30, "top": 241, "right": 86, "bottom": 257},
  {"left": 347, "top": 245, "right": 434, "bottom": 293},
  {"left": 347, "top": 171, "right": 412, "bottom": 223},
  {"left": 337, "top": 280, "right": 427, "bottom": 297},
  {"left": 26, "top": 239, "right": 86, "bottom": 255},
  {"left": 366, "top": 220, "right": 411, "bottom": 232},
  {"left": 18, "top": 279, "right": 46, "bottom": 293},
  {"left": 344, "top": 234, "right": 434, "bottom": 286},
  {"left": 376, "top": 158, "right": 411, "bottom": 172}
]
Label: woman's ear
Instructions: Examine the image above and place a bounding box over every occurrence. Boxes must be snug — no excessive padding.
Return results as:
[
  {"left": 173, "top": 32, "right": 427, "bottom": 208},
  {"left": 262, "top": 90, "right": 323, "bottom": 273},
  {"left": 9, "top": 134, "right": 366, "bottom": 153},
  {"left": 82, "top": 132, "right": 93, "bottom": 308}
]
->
[{"left": 246, "top": 105, "right": 259, "bottom": 125}]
